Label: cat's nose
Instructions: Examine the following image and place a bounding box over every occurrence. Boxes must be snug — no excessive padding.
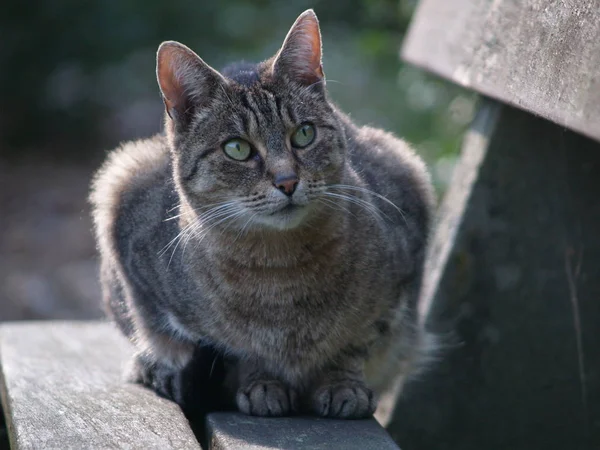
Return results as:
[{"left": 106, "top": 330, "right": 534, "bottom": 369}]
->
[{"left": 273, "top": 174, "right": 298, "bottom": 196}]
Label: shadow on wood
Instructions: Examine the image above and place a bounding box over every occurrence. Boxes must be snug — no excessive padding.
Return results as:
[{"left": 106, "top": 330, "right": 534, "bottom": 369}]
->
[{"left": 388, "top": 99, "right": 600, "bottom": 450}]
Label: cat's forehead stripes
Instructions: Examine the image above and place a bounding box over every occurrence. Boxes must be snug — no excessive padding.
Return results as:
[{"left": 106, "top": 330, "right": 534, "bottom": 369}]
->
[
  {"left": 238, "top": 93, "right": 261, "bottom": 135},
  {"left": 242, "top": 91, "right": 270, "bottom": 131},
  {"left": 236, "top": 88, "right": 293, "bottom": 153}
]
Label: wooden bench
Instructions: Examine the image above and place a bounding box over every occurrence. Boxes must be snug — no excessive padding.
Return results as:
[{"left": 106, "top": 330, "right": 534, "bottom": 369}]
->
[
  {"left": 387, "top": 1, "right": 600, "bottom": 449},
  {"left": 0, "top": 322, "right": 400, "bottom": 449}
]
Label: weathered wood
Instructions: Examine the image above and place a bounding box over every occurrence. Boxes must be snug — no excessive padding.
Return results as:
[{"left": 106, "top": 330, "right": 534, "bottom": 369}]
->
[
  {"left": 206, "top": 412, "right": 400, "bottom": 450},
  {"left": 402, "top": 0, "right": 600, "bottom": 143},
  {"left": 0, "top": 322, "right": 402, "bottom": 449},
  {"left": 0, "top": 321, "right": 200, "bottom": 449},
  {"left": 388, "top": 98, "right": 600, "bottom": 449}
]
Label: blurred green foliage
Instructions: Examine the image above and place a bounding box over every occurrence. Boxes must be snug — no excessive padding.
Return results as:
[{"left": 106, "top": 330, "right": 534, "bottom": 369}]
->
[{"left": 0, "top": 0, "right": 473, "bottom": 191}]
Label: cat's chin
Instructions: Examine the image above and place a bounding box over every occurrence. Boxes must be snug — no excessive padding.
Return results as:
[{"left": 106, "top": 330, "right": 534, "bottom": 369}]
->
[{"left": 253, "top": 204, "right": 310, "bottom": 231}]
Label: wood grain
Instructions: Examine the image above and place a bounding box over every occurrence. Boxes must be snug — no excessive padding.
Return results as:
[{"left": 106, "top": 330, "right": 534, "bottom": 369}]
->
[
  {"left": 0, "top": 321, "right": 200, "bottom": 449},
  {"left": 206, "top": 412, "right": 400, "bottom": 450},
  {"left": 402, "top": 0, "right": 600, "bottom": 142}
]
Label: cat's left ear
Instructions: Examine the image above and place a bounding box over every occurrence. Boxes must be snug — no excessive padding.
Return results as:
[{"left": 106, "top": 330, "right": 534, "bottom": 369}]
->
[
  {"left": 157, "top": 41, "right": 227, "bottom": 126},
  {"left": 272, "top": 9, "right": 324, "bottom": 88}
]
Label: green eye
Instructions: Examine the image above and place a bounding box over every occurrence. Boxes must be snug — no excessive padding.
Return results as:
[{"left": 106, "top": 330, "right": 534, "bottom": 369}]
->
[
  {"left": 223, "top": 138, "right": 252, "bottom": 161},
  {"left": 291, "top": 123, "right": 316, "bottom": 148}
]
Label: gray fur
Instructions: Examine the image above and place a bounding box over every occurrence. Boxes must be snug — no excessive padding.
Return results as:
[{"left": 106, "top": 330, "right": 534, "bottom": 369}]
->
[{"left": 90, "top": 9, "right": 435, "bottom": 419}]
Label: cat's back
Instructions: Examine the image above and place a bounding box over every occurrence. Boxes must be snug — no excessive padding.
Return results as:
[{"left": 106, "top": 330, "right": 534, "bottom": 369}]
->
[
  {"left": 347, "top": 122, "right": 435, "bottom": 230},
  {"left": 90, "top": 135, "right": 173, "bottom": 252}
]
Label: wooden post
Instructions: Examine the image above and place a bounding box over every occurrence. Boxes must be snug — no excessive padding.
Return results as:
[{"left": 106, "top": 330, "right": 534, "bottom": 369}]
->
[{"left": 389, "top": 98, "right": 600, "bottom": 449}]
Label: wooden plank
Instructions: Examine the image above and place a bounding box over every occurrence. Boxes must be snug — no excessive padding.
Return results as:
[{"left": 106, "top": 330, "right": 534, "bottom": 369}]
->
[
  {"left": 206, "top": 412, "right": 400, "bottom": 450},
  {"left": 388, "top": 98, "right": 600, "bottom": 449},
  {"left": 0, "top": 321, "right": 200, "bottom": 449},
  {"left": 0, "top": 321, "right": 401, "bottom": 449},
  {"left": 401, "top": 0, "right": 600, "bottom": 143}
]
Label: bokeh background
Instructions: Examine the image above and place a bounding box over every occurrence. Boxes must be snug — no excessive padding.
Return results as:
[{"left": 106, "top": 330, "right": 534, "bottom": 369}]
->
[{"left": 0, "top": 0, "right": 475, "bottom": 321}]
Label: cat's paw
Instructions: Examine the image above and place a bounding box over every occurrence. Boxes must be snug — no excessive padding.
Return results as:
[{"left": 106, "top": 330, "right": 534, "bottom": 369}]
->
[
  {"left": 126, "top": 356, "right": 186, "bottom": 406},
  {"left": 311, "top": 380, "right": 377, "bottom": 419},
  {"left": 236, "top": 380, "right": 297, "bottom": 417}
]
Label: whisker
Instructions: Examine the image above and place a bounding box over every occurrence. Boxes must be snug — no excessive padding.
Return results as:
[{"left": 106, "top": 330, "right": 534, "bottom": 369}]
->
[
  {"left": 300, "top": 78, "right": 327, "bottom": 95},
  {"left": 233, "top": 212, "right": 258, "bottom": 245},
  {"left": 164, "top": 224, "right": 198, "bottom": 267},
  {"left": 187, "top": 209, "right": 247, "bottom": 256},
  {"left": 166, "top": 204, "right": 181, "bottom": 214},
  {"left": 173, "top": 222, "right": 203, "bottom": 268},
  {"left": 164, "top": 213, "right": 185, "bottom": 222},
  {"left": 197, "top": 200, "right": 239, "bottom": 214},
  {"left": 317, "top": 198, "right": 356, "bottom": 218},
  {"left": 175, "top": 207, "right": 244, "bottom": 266},
  {"left": 164, "top": 199, "right": 234, "bottom": 223},
  {"left": 197, "top": 204, "right": 240, "bottom": 224},
  {"left": 160, "top": 202, "right": 239, "bottom": 260},
  {"left": 159, "top": 219, "right": 198, "bottom": 256},
  {"left": 322, "top": 192, "right": 388, "bottom": 222},
  {"left": 328, "top": 184, "right": 407, "bottom": 224}
]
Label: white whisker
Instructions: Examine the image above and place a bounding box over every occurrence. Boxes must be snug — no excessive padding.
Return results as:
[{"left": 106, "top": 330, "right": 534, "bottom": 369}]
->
[
  {"left": 317, "top": 198, "right": 356, "bottom": 218},
  {"left": 160, "top": 201, "right": 240, "bottom": 265},
  {"left": 187, "top": 209, "right": 247, "bottom": 256},
  {"left": 322, "top": 191, "right": 388, "bottom": 222},
  {"left": 166, "top": 203, "right": 181, "bottom": 214},
  {"left": 164, "top": 213, "right": 184, "bottom": 222},
  {"left": 328, "top": 184, "right": 407, "bottom": 224},
  {"left": 159, "top": 219, "right": 198, "bottom": 257},
  {"left": 233, "top": 212, "right": 258, "bottom": 245}
]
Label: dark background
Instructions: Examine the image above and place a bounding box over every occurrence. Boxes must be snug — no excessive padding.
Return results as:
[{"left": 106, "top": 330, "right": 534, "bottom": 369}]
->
[{"left": 0, "top": 0, "right": 472, "bottom": 321}]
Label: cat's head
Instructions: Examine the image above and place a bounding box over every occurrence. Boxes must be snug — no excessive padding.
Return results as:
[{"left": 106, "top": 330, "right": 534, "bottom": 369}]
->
[{"left": 156, "top": 10, "right": 347, "bottom": 231}]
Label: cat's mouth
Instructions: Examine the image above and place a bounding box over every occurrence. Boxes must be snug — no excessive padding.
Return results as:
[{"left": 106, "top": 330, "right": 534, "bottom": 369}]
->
[
  {"left": 270, "top": 203, "right": 301, "bottom": 215},
  {"left": 255, "top": 202, "right": 309, "bottom": 230}
]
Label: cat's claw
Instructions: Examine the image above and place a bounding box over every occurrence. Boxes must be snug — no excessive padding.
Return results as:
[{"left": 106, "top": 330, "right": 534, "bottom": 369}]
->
[
  {"left": 311, "top": 381, "right": 377, "bottom": 419},
  {"left": 237, "top": 380, "right": 297, "bottom": 417}
]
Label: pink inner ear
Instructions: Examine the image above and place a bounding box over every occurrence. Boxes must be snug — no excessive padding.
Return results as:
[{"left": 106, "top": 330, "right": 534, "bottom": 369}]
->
[
  {"left": 300, "top": 22, "right": 324, "bottom": 79},
  {"left": 157, "top": 46, "right": 186, "bottom": 111},
  {"left": 275, "top": 11, "right": 324, "bottom": 84}
]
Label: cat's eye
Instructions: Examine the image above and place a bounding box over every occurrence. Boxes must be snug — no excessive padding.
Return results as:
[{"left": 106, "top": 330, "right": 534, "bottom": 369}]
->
[
  {"left": 291, "top": 123, "right": 316, "bottom": 148},
  {"left": 223, "top": 138, "right": 252, "bottom": 161}
]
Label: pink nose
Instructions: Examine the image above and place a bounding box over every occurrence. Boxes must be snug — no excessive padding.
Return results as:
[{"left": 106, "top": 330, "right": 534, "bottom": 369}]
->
[{"left": 274, "top": 175, "right": 298, "bottom": 196}]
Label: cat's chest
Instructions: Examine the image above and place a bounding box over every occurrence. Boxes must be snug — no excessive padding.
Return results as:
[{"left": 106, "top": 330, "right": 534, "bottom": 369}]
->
[
  {"left": 189, "top": 236, "right": 376, "bottom": 364},
  {"left": 217, "top": 296, "right": 351, "bottom": 371},
  {"left": 207, "top": 266, "right": 360, "bottom": 360}
]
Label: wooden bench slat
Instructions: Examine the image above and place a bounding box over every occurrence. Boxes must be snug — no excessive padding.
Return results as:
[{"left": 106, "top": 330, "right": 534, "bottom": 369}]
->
[
  {"left": 0, "top": 321, "right": 200, "bottom": 449},
  {"left": 206, "top": 412, "right": 400, "bottom": 450},
  {"left": 401, "top": 0, "right": 600, "bottom": 143}
]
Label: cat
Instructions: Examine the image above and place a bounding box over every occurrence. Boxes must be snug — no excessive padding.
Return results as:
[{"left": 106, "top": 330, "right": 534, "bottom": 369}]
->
[{"left": 90, "top": 9, "right": 435, "bottom": 420}]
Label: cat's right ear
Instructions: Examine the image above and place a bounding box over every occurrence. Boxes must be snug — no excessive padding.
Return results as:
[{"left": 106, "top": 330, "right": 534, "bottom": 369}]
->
[
  {"left": 272, "top": 10, "right": 324, "bottom": 89},
  {"left": 157, "top": 41, "right": 226, "bottom": 125}
]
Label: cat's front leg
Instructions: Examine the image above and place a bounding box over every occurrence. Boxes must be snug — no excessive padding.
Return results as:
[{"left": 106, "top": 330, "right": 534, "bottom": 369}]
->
[
  {"left": 127, "top": 353, "right": 188, "bottom": 404},
  {"left": 308, "top": 356, "right": 378, "bottom": 419},
  {"left": 234, "top": 359, "right": 299, "bottom": 417},
  {"left": 127, "top": 331, "right": 196, "bottom": 406}
]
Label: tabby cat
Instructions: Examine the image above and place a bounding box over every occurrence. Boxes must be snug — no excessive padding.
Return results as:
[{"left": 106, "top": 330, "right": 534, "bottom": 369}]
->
[{"left": 90, "top": 9, "right": 435, "bottom": 420}]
